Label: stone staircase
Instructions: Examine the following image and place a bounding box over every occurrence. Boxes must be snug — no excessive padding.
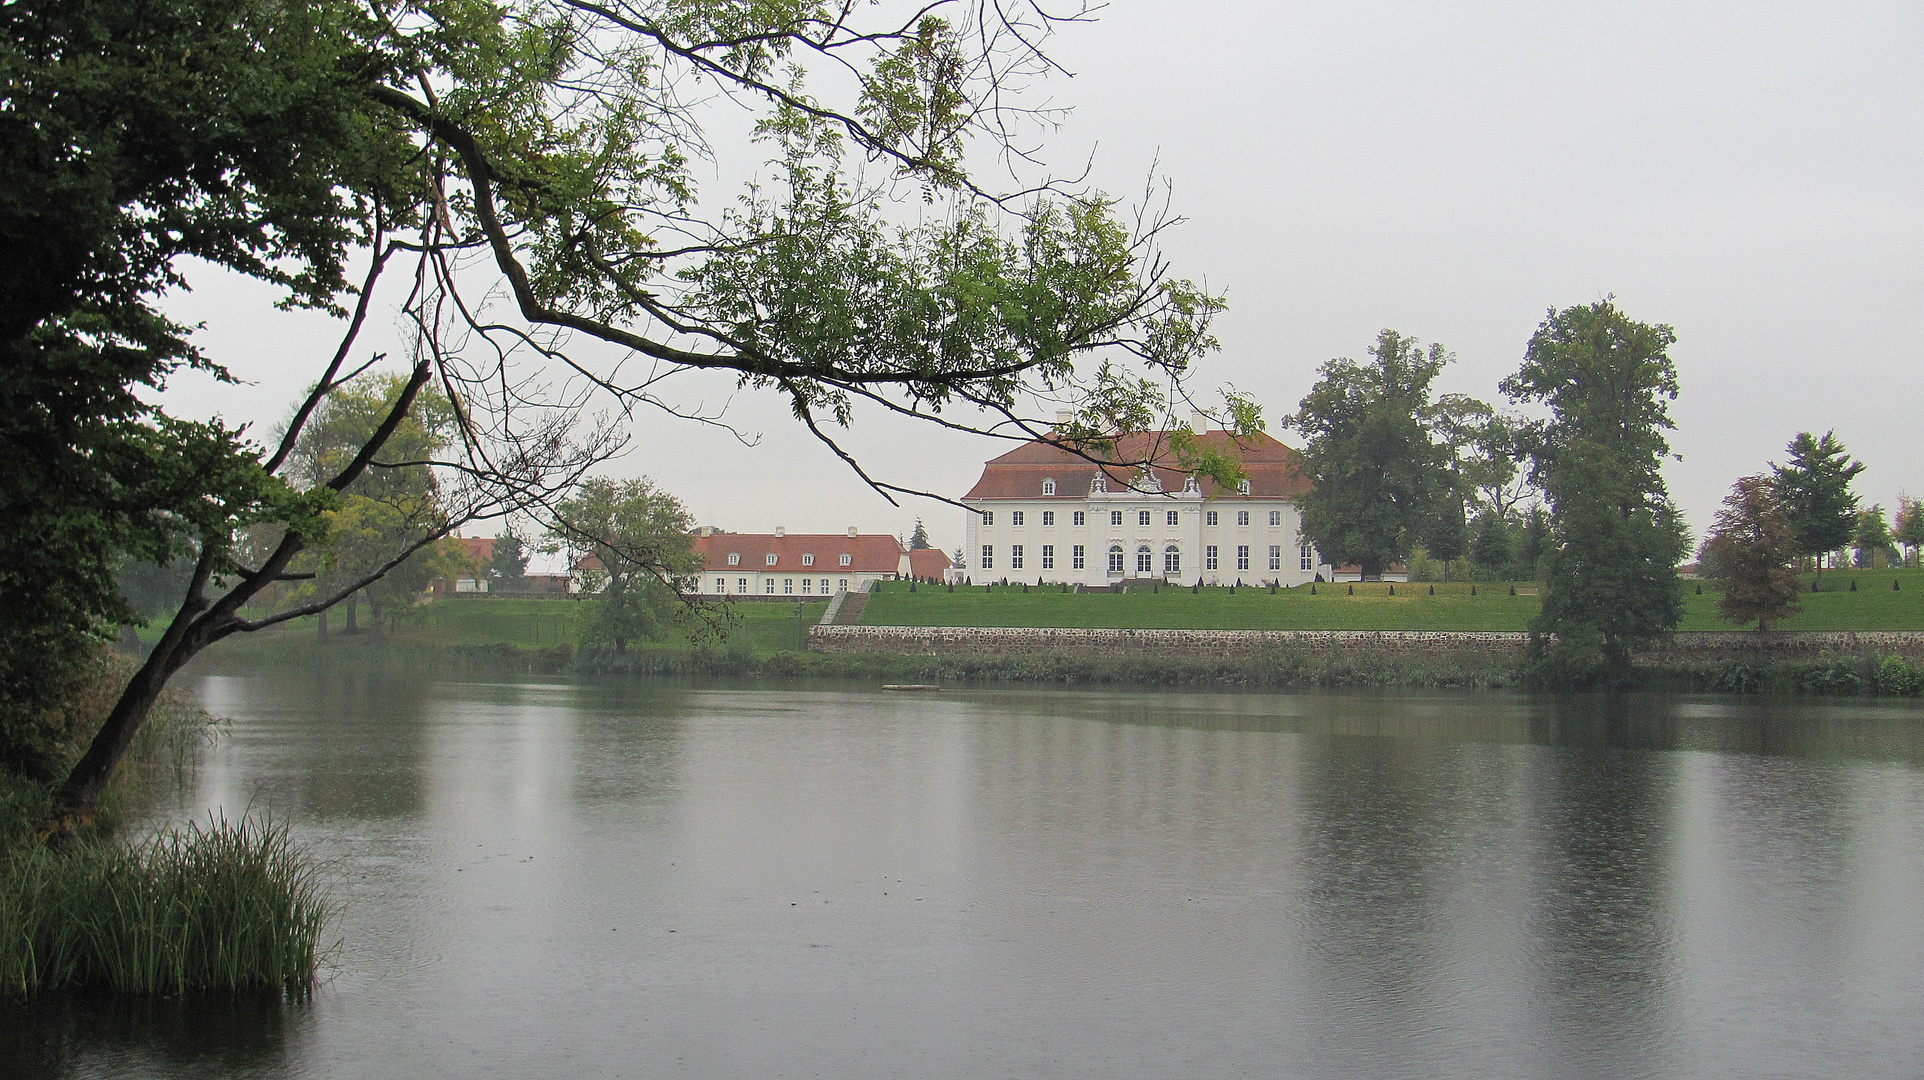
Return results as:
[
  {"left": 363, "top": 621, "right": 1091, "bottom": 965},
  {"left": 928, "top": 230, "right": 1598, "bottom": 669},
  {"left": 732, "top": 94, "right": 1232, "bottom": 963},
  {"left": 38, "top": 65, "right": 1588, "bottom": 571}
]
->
[{"left": 819, "top": 585, "right": 871, "bottom": 626}]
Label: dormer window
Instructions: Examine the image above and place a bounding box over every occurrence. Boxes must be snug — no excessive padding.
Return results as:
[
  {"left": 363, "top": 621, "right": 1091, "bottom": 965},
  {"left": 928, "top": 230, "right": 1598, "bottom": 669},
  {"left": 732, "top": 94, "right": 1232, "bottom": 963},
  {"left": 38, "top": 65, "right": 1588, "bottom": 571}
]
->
[
  {"left": 765, "top": 553, "right": 778, "bottom": 566},
  {"left": 839, "top": 553, "right": 852, "bottom": 566},
  {"left": 1042, "top": 478, "right": 1056, "bottom": 496},
  {"left": 727, "top": 553, "right": 741, "bottom": 566},
  {"left": 1237, "top": 479, "right": 1252, "bottom": 495},
  {"left": 802, "top": 553, "right": 815, "bottom": 566}
]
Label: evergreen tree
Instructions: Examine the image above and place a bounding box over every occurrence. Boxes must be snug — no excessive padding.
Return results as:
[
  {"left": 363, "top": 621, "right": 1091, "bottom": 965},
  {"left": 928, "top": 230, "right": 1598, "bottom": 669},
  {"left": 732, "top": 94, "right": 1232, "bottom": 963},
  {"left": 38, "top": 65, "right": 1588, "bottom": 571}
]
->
[
  {"left": 1705, "top": 475, "right": 1802, "bottom": 631},
  {"left": 1773, "top": 431, "right": 1863, "bottom": 585},
  {"left": 489, "top": 536, "right": 530, "bottom": 590},
  {"left": 1501, "top": 300, "right": 1687, "bottom": 684},
  {"left": 909, "top": 519, "right": 932, "bottom": 550},
  {"left": 1469, "top": 513, "right": 1511, "bottom": 579}
]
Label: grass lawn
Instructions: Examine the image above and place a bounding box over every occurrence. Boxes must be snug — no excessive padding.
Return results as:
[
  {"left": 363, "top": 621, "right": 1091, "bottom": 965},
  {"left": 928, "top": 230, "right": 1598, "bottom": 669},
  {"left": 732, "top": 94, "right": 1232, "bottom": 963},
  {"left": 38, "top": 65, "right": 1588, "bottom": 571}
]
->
[{"left": 860, "top": 568, "right": 1924, "bottom": 632}]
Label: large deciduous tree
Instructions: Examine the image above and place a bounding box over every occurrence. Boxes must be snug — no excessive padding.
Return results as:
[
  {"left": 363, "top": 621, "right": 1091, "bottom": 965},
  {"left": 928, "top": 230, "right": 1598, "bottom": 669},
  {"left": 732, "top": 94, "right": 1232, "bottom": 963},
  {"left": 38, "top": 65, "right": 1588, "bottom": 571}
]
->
[
  {"left": 549, "top": 478, "right": 698, "bottom": 654},
  {"left": 1289, "top": 330, "right": 1460, "bottom": 581},
  {"left": 1502, "top": 300, "right": 1688, "bottom": 685},
  {"left": 1705, "top": 475, "right": 1802, "bottom": 632},
  {"left": 1853, "top": 506, "right": 1898, "bottom": 570},
  {"left": 1896, "top": 495, "right": 1924, "bottom": 569},
  {"left": 1772, "top": 432, "right": 1864, "bottom": 585},
  {"left": 9, "top": 0, "right": 1231, "bottom": 830}
]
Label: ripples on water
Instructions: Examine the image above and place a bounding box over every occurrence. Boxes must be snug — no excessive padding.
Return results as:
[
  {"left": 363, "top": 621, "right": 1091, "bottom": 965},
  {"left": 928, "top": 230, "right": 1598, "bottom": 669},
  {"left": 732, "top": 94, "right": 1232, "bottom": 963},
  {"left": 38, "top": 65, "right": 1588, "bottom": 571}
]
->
[{"left": 7, "top": 675, "right": 1924, "bottom": 1079}]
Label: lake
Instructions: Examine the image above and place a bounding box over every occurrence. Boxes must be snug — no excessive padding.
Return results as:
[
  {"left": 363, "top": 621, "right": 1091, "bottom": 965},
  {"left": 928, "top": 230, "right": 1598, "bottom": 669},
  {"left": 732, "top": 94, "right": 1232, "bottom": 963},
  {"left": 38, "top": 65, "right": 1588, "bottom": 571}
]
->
[{"left": 8, "top": 672, "right": 1924, "bottom": 1078}]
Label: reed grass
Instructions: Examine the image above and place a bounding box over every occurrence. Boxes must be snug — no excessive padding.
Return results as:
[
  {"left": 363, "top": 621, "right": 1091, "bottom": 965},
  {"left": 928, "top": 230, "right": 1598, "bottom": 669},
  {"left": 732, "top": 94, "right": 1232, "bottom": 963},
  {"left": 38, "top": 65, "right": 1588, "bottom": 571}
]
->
[{"left": 0, "top": 815, "right": 329, "bottom": 998}]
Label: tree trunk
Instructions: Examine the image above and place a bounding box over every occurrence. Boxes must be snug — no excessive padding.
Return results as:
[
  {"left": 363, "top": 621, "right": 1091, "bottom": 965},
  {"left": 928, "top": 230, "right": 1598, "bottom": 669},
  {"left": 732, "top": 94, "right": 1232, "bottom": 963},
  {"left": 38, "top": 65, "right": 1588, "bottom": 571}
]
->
[
  {"left": 317, "top": 608, "right": 329, "bottom": 642},
  {"left": 344, "top": 593, "right": 360, "bottom": 634}
]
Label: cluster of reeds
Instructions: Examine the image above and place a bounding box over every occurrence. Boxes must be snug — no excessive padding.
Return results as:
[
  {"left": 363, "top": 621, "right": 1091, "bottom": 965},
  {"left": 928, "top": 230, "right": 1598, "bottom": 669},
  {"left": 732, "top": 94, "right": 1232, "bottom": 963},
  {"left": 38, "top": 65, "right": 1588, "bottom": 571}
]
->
[{"left": 0, "top": 815, "right": 329, "bottom": 997}]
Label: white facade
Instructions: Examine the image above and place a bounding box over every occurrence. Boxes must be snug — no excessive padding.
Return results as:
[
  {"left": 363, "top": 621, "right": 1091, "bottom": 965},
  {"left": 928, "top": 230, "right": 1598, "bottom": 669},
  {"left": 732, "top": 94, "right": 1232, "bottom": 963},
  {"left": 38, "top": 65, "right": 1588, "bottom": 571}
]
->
[{"left": 959, "top": 493, "right": 1327, "bottom": 587}]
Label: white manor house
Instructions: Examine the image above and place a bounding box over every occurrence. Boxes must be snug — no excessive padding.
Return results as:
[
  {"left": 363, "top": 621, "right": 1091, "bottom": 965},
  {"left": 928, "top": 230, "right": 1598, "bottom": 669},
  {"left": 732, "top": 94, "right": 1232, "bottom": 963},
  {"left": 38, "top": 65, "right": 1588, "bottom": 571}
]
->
[{"left": 960, "top": 416, "right": 1332, "bottom": 587}]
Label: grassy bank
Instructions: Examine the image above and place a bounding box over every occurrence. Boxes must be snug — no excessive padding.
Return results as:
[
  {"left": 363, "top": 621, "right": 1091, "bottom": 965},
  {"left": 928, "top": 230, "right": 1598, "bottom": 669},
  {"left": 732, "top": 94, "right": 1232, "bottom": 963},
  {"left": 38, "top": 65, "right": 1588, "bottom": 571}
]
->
[{"left": 860, "top": 569, "right": 1924, "bottom": 631}]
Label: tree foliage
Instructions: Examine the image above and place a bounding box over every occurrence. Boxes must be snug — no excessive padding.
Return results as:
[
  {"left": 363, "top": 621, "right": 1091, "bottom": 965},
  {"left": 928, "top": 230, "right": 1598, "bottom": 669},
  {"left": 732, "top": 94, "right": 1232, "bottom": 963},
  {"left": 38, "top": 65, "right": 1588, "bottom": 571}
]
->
[
  {"left": 549, "top": 479, "right": 698, "bottom": 653},
  {"left": 1853, "top": 506, "right": 1898, "bottom": 570},
  {"left": 1289, "top": 330, "right": 1460, "bottom": 580},
  {"left": 1502, "top": 300, "right": 1687, "bottom": 683},
  {"left": 909, "top": 519, "right": 932, "bottom": 551},
  {"left": 1896, "top": 495, "right": 1924, "bottom": 569},
  {"left": 7, "top": 0, "right": 1230, "bottom": 827},
  {"left": 1705, "top": 475, "right": 1802, "bottom": 631},
  {"left": 489, "top": 537, "right": 530, "bottom": 590},
  {"left": 1772, "top": 432, "right": 1863, "bottom": 579}
]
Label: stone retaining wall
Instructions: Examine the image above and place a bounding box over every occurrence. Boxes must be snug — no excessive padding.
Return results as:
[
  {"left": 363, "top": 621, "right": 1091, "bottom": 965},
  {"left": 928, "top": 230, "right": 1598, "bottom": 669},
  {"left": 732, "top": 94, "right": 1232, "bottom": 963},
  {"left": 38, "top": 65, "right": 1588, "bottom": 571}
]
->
[{"left": 807, "top": 625, "right": 1924, "bottom": 661}]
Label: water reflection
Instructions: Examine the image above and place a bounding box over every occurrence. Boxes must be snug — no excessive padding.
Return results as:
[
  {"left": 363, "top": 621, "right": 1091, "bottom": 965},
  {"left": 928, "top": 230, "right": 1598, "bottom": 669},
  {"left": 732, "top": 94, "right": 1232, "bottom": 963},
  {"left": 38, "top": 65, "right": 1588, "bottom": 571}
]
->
[{"left": 9, "top": 677, "right": 1924, "bottom": 1079}]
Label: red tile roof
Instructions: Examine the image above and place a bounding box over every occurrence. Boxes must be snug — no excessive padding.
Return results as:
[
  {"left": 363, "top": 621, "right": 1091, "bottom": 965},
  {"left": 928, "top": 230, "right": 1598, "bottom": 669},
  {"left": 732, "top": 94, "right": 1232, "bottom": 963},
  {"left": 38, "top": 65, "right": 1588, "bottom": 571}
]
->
[
  {"left": 455, "top": 537, "right": 495, "bottom": 565},
  {"left": 962, "top": 429, "right": 1311, "bottom": 501},
  {"left": 692, "top": 532, "right": 907, "bottom": 575},
  {"left": 907, "top": 548, "right": 954, "bottom": 579}
]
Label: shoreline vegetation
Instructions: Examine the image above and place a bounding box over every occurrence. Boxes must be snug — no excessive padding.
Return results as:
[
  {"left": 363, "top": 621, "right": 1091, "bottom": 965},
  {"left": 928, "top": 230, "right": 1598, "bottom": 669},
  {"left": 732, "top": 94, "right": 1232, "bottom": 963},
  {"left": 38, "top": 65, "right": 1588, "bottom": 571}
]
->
[
  {"left": 0, "top": 651, "right": 328, "bottom": 998},
  {"left": 164, "top": 568, "right": 1924, "bottom": 697}
]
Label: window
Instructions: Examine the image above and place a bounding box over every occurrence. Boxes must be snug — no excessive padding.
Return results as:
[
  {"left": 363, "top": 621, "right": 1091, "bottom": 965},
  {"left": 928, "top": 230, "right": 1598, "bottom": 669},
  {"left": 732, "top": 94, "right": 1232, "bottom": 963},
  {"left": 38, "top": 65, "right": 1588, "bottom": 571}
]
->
[
  {"left": 1073, "top": 511, "right": 1086, "bottom": 526},
  {"left": 1041, "top": 545, "right": 1055, "bottom": 570},
  {"left": 1012, "top": 511, "right": 1025, "bottom": 526},
  {"left": 1164, "top": 546, "right": 1181, "bottom": 574},
  {"left": 1136, "top": 545, "right": 1154, "bottom": 574},
  {"left": 820, "top": 579, "right": 829, "bottom": 594},
  {"left": 1042, "top": 478, "right": 1056, "bottom": 496},
  {"left": 1237, "top": 510, "right": 1250, "bottom": 527},
  {"left": 1238, "top": 479, "right": 1251, "bottom": 494},
  {"left": 801, "top": 579, "right": 812, "bottom": 594},
  {"left": 727, "top": 552, "right": 741, "bottom": 566},
  {"left": 1011, "top": 544, "right": 1025, "bottom": 570},
  {"left": 1167, "top": 510, "right": 1180, "bottom": 526},
  {"left": 838, "top": 578, "right": 850, "bottom": 592},
  {"left": 1042, "top": 511, "right": 1055, "bottom": 526},
  {"left": 1268, "top": 545, "right": 1282, "bottom": 572},
  {"left": 1138, "top": 510, "right": 1152, "bottom": 526},
  {"left": 839, "top": 553, "right": 852, "bottom": 566},
  {"left": 1237, "top": 545, "right": 1250, "bottom": 571},
  {"left": 1107, "top": 545, "right": 1125, "bottom": 574},
  {"left": 1301, "top": 545, "right": 1316, "bottom": 572},
  {"left": 783, "top": 579, "right": 794, "bottom": 594},
  {"left": 738, "top": 578, "right": 748, "bottom": 592},
  {"left": 980, "top": 545, "right": 994, "bottom": 570},
  {"left": 1269, "top": 511, "right": 1282, "bottom": 527},
  {"left": 765, "top": 578, "right": 776, "bottom": 593},
  {"left": 981, "top": 510, "right": 994, "bottom": 526},
  {"left": 1206, "top": 545, "right": 1219, "bottom": 571},
  {"left": 1073, "top": 544, "right": 1086, "bottom": 570},
  {"left": 1110, "top": 511, "right": 1124, "bottom": 526},
  {"left": 1206, "top": 510, "right": 1219, "bottom": 526},
  {"left": 714, "top": 578, "right": 725, "bottom": 593},
  {"left": 802, "top": 553, "right": 815, "bottom": 566},
  {"left": 765, "top": 553, "right": 779, "bottom": 565}
]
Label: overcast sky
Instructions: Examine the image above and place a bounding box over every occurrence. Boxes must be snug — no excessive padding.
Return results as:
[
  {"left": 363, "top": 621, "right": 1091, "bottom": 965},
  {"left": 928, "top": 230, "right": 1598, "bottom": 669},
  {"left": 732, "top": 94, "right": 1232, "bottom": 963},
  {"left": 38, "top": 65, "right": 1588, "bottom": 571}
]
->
[{"left": 160, "top": 0, "right": 1923, "bottom": 561}]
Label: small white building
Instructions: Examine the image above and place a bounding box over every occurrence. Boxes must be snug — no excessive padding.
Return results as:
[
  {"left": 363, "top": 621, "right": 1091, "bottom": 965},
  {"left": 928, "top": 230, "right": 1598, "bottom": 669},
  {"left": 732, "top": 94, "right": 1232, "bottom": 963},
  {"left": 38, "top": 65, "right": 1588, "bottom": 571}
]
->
[
  {"left": 959, "top": 419, "right": 1330, "bottom": 587},
  {"left": 691, "top": 527, "right": 914, "bottom": 597}
]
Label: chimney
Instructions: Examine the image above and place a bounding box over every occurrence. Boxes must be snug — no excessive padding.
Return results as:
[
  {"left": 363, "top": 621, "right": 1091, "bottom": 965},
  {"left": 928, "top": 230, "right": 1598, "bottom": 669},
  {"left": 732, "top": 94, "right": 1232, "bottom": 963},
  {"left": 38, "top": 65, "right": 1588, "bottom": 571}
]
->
[
  {"left": 847, "top": 526, "right": 858, "bottom": 538},
  {"left": 774, "top": 526, "right": 785, "bottom": 537},
  {"left": 1055, "top": 409, "right": 1073, "bottom": 427},
  {"left": 1190, "top": 410, "right": 1210, "bottom": 433}
]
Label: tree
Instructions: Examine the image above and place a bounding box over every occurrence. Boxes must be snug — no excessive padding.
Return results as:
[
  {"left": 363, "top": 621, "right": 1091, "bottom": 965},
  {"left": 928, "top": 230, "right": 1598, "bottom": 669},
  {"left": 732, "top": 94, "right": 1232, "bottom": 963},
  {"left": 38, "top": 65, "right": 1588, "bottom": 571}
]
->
[
  {"left": 1289, "top": 330, "right": 1459, "bottom": 580},
  {"left": 1896, "top": 495, "right": 1924, "bottom": 568},
  {"left": 1853, "top": 506, "right": 1898, "bottom": 570},
  {"left": 1469, "top": 513, "right": 1512, "bottom": 579},
  {"left": 550, "top": 479, "right": 698, "bottom": 654},
  {"left": 1773, "top": 432, "right": 1864, "bottom": 585},
  {"left": 1705, "top": 475, "right": 1802, "bottom": 631},
  {"left": 1501, "top": 300, "right": 1688, "bottom": 684},
  {"left": 909, "top": 520, "right": 933, "bottom": 551},
  {"left": 489, "top": 537, "right": 530, "bottom": 591},
  {"left": 14, "top": 0, "right": 1230, "bottom": 832},
  {"left": 1420, "top": 497, "right": 1469, "bottom": 582}
]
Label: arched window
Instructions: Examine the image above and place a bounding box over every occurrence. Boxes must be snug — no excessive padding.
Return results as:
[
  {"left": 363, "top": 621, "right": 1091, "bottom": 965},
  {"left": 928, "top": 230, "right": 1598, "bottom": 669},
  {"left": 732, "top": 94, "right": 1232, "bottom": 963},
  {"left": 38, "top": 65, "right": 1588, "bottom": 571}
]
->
[
  {"left": 1237, "top": 478, "right": 1251, "bottom": 495},
  {"left": 1164, "top": 545, "right": 1181, "bottom": 574},
  {"left": 1136, "top": 545, "right": 1153, "bottom": 575},
  {"left": 1107, "top": 545, "right": 1125, "bottom": 574},
  {"left": 1042, "top": 478, "right": 1056, "bottom": 496}
]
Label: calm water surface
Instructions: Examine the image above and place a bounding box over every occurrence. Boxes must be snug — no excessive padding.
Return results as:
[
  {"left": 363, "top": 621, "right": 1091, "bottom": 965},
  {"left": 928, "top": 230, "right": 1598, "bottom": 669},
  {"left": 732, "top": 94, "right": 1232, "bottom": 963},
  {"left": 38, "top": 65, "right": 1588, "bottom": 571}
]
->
[{"left": 9, "top": 673, "right": 1924, "bottom": 1079}]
